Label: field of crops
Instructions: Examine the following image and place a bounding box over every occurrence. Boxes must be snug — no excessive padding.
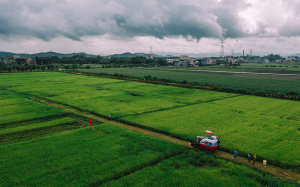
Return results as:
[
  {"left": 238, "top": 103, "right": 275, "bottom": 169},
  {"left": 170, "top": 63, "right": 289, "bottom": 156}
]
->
[
  {"left": 0, "top": 90, "right": 71, "bottom": 127},
  {"left": 78, "top": 67, "right": 300, "bottom": 94},
  {"left": 121, "top": 96, "right": 300, "bottom": 167},
  {"left": 0, "top": 72, "right": 299, "bottom": 186},
  {"left": 102, "top": 150, "right": 291, "bottom": 187},
  {"left": 0, "top": 72, "right": 235, "bottom": 118}
]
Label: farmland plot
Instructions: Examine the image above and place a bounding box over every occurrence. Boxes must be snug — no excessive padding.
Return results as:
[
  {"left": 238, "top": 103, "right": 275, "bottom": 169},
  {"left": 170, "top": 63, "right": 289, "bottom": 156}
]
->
[
  {"left": 0, "top": 72, "right": 235, "bottom": 118},
  {"left": 0, "top": 91, "right": 70, "bottom": 127},
  {"left": 0, "top": 125, "right": 186, "bottom": 186},
  {"left": 121, "top": 98, "right": 300, "bottom": 168},
  {"left": 0, "top": 73, "right": 299, "bottom": 168},
  {"left": 0, "top": 117, "right": 80, "bottom": 144},
  {"left": 0, "top": 73, "right": 298, "bottom": 186},
  {"left": 78, "top": 67, "right": 300, "bottom": 94},
  {"left": 103, "top": 150, "right": 293, "bottom": 187}
]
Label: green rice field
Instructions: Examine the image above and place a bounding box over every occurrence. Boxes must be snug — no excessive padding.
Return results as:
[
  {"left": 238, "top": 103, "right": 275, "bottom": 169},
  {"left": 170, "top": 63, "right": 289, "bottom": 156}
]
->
[
  {"left": 0, "top": 72, "right": 299, "bottom": 186},
  {"left": 78, "top": 67, "right": 300, "bottom": 94}
]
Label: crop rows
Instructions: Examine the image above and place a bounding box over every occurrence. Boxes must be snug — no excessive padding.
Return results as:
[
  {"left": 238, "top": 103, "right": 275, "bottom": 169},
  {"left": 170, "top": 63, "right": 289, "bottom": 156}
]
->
[
  {"left": 0, "top": 72, "right": 235, "bottom": 118},
  {"left": 0, "top": 72, "right": 298, "bottom": 186},
  {"left": 0, "top": 125, "right": 186, "bottom": 186},
  {"left": 0, "top": 117, "right": 80, "bottom": 144},
  {"left": 78, "top": 67, "right": 300, "bottom": 94},
  {"left": 121, "top": 98, "right": 300, "bottom": 168},
  {"left": 1, "top": 72, "right": 299, "bottom": 169},
  {"left": 102, "top": 150, "right": 292, "bottom": 187}
]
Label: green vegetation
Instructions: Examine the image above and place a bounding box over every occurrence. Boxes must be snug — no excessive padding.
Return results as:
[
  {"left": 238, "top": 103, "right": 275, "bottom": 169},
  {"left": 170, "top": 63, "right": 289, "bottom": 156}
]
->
[
  {"left": 0, "top": 125, "right": 186, "bottom": 186},
  {"left": 121, "top": 95, "right": 300, "bottom": 168},
  {"left": 0, "top": 72, "right": 234, "bottom": 118},
  {"left": 0, "top": 89, "right": 70, "bottom": 127},
  {"left": 0, "top": 72, "right": 299, "bottom": 186},
  {"left": 0, "top": 72, "right": 299, "bottom": 171},
  {"left": 0, "top": 117, "right": 80, "bottom": 144},
  {"left": 103, "top": 150, "right": 293, "bottom": 187},
  {"left": 0, "top": 117, "right": 76, "bottom": 135},
  {"left": 77, "top": 67, "right": 300, "bottom": 95}
]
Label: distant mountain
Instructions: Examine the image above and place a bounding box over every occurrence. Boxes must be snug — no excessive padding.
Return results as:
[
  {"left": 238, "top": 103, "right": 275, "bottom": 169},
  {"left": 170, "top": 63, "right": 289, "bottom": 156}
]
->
[
  {"left": 108, "top": 52, "right": 162, "bottom": 58},
  {"left": 0, "top": 51, "right": 95, "bottom": 58},
  {"left": 290, "top": 53, "right": 300, "bottom": 57},
  {"left": 0, "top": 51, "right": 16, "bottom": 58},
  {"left": 2, "top": 50, "right": 291, "bottom": 59}
]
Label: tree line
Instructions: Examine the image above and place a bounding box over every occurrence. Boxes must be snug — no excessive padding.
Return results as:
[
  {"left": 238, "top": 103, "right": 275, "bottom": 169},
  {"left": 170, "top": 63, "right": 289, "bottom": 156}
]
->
[
  {"left": 0, "top": 63, "right": 58, "bottom": 72},
  {"left": 50, "top": 54, "right": 168, "bottom": 66}
]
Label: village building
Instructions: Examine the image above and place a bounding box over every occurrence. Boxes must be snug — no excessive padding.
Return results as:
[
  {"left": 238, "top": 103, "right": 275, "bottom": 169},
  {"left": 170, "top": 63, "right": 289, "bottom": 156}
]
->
[{"left": 146, "top": 54, "right": 153, "bottom": 59}]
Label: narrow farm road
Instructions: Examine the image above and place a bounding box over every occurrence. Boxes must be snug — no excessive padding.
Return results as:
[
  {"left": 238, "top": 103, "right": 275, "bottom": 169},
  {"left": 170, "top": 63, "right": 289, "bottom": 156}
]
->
[{"left": 32, "top": 97, "right": 300, "bottom": 185}]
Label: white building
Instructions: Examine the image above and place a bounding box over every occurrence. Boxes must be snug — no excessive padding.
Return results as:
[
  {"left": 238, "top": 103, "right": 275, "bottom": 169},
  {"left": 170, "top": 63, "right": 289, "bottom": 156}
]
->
[
  {"left": 264, "top": 58, "right": 270, "bottom": 63},
  {"left": 146, "top": 54, "right": 153, "bottom": 59},
  {"left": 180, "top": 55, "right": 189, "bottom": 60}
]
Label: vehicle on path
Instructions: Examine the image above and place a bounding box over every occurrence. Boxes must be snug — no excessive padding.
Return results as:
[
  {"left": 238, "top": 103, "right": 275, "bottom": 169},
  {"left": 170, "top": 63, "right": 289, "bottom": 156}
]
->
[{"left": 189, "top": 130, "right": 220, "bottom": 150}]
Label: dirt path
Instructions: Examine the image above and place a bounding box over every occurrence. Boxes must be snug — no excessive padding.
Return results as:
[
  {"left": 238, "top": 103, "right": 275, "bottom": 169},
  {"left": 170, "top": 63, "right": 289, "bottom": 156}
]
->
[{"left": 32, "top": 97, "right": 300, "bottom": 184}]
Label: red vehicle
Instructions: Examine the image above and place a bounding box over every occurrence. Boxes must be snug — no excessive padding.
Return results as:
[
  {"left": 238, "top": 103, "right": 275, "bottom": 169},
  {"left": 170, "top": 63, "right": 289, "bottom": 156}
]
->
[{"left": 189, "top": 130, "right": 220, "bottom": 150}]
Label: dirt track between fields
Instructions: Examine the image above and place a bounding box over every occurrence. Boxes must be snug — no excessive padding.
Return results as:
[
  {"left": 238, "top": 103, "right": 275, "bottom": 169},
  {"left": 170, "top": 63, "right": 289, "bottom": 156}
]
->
[{"left": 32, "top": 97, "right": 300, "bottom": 184}]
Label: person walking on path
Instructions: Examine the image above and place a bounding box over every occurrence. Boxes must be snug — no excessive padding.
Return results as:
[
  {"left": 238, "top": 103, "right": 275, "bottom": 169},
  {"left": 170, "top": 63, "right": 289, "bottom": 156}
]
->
[
  {"left": 234, "top": 149, "right": 238, "bottom": 159},
  {"left": 248, "top": 153, "right": 251, "bottom": 163},
  {"left": 253, "top": 154, "right": 257, "bottom": 165}
]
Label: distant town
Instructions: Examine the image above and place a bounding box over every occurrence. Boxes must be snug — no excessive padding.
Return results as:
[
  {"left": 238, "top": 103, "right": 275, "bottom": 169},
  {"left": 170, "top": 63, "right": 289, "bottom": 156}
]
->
[{"left": 1, "top": 51, "right": 299, "bottom": 69}]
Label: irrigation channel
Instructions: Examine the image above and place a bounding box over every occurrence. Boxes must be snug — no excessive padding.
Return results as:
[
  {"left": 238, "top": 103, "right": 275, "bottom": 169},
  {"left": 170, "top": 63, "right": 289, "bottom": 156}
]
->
[{"left": 32, "top": 97, "right": 300, "bottom": 184}]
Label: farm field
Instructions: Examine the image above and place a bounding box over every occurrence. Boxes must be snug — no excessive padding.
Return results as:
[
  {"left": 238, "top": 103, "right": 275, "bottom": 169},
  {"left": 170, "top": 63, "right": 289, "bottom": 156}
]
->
[
  {"left": 0, "top": 90, "right": 71, "bottom": 127},
  {"left": 1, "top": 123, "right": 293, "bottom": 187},
  {"left": 0, "top": 72, "right": 299, "bottom": 185},
  {"left": 0, "top": 72, "right": 299, "bottom": 168},
  {"left": 102, "top": 150, "right": 292, "bottom": 187},
  {"left": 121, "top": 97, "right": 300, "bottom": 167},
  {"left": 78, "top": 68, "right": 300, "bottom": 94},
  {"left": 0, "top": 89, "right": 91, "bottom": 144},
  {"left": 159, "top": 63, "right": 300, "bottom": 76},
  {"left": 0, "top": 72, "right": 235, "bottom": 118}
]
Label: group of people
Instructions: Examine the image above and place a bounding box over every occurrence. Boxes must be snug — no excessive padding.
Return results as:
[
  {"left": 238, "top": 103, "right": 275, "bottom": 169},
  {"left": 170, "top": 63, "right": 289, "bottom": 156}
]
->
[
  {"left": 234, "top": 149, "right": 257, "bottom": 165},
  {"left": 247, "top": 153, "right": 257, "bottom": 165}
]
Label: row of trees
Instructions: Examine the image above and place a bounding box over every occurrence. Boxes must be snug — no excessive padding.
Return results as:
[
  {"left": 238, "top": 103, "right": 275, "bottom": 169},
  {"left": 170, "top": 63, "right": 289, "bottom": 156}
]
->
[
  {"left": 0, "top": 62, "right": 59, "bottom": 72},
  {"left": 50, "top": 54, "right": 105, "bottom": 65},
  {"left": 50, "top": 54, "right": 168, "bottom": 66}
]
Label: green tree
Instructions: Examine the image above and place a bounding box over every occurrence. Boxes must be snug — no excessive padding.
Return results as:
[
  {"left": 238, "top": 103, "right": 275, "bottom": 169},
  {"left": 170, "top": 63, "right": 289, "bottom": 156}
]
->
[
  {"left": 24, "top": 63, "right": 29, "bottom": 71},
  {"left": 32, "top": 65, "right": 36, "bottom": 71},
  {"left": 157, "top": 58, "right": 168, "bottom": 66},
  {"left": 16, "top": 65, "right": 20, "bottom": 71},
  {"left": 72, "top": 64, "right": 78, "bottom": 71},
  {"left": 41, "top": 65, "right": 46, "bottom": 71}
]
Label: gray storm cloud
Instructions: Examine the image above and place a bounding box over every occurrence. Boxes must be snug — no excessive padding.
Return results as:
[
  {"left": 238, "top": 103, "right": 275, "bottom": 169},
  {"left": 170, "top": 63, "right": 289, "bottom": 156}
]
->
[{"left": 0, "top": 0, "right": 298, "bottom": 42}]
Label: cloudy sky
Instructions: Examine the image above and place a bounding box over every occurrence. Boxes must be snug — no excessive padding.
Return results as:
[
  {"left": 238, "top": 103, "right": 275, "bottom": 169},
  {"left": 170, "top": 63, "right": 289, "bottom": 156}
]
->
[{"left": 1, "top": 0, "right": 300, "bottom": 56}]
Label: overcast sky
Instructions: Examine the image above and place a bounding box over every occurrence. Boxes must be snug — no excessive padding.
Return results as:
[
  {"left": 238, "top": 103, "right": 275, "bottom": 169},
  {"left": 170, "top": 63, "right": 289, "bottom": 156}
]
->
[{"left": 1, "top": 0, "right": 300, "bottom": 56}]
